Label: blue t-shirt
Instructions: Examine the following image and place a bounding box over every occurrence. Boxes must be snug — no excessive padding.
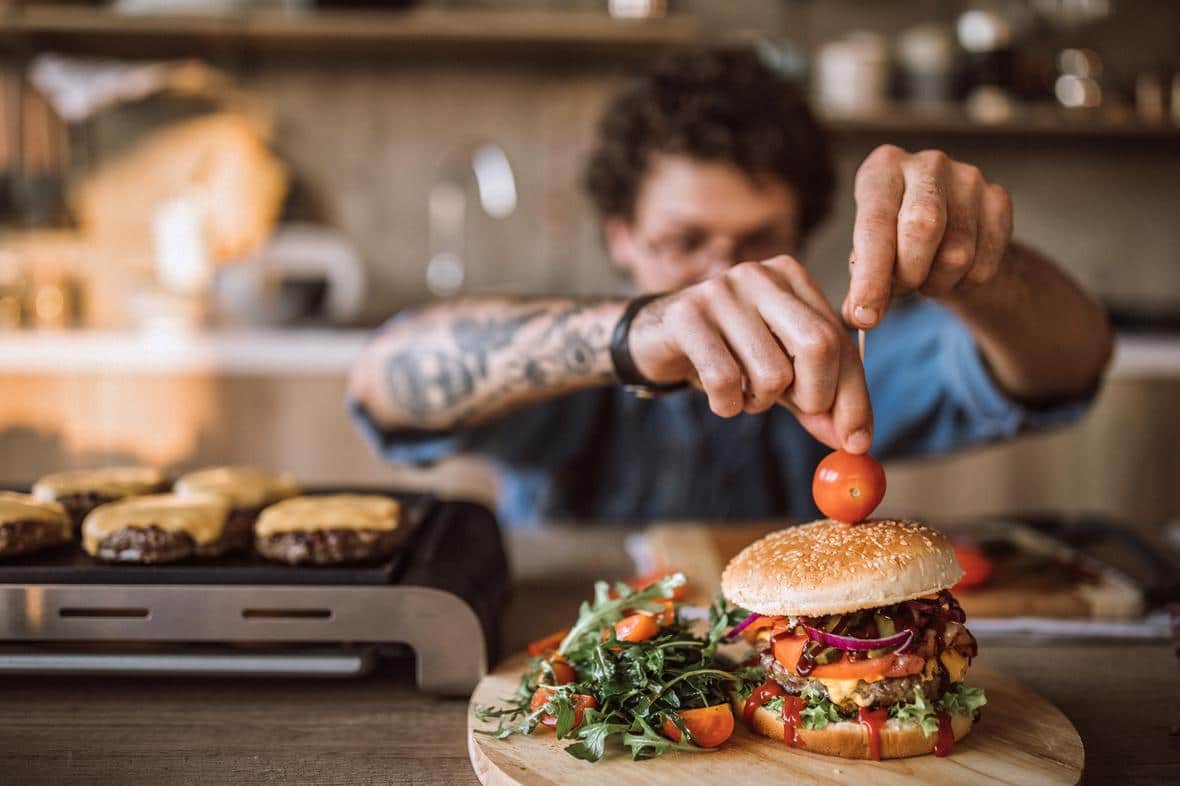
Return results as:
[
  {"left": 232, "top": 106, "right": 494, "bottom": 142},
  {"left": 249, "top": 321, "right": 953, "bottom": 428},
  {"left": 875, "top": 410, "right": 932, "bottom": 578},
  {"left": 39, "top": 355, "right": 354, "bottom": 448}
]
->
[{"left": 351, "top": 299, "right": 1092, "bottom": 528}]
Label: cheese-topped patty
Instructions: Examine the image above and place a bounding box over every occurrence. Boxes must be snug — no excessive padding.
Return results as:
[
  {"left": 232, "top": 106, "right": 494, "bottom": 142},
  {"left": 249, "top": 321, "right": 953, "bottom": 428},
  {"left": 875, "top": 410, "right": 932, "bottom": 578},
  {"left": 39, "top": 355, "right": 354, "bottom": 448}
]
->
[
  {"left": 255, "top": 495, "right": 399, "bottom": 537},
  {"left": 174, "top": 466, "right": 300, "bottom": 509},
  {"left": 0, "top": 491, "right": 70, "bottom": 535},
  {"left": 82, "top": 493, "right": 229, "bottom": 555},
  {"left": 34, "top": 466, "right": 165, "bottom": 500}
]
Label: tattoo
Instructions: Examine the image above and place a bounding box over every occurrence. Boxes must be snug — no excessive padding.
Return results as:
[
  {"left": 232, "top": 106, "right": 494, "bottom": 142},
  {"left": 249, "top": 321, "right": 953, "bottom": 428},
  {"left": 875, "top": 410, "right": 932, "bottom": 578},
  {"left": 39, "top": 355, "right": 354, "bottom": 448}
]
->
[{"left": 380, "top": 299, "right": 617, "bottom": 427}]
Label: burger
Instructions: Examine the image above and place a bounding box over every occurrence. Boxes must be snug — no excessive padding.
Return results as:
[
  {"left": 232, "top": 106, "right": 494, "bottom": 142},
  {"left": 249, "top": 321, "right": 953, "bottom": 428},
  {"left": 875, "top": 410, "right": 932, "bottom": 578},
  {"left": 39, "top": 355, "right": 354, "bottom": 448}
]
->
[{"left": 720, "top": 518, "right": 986, "bottom": 760}]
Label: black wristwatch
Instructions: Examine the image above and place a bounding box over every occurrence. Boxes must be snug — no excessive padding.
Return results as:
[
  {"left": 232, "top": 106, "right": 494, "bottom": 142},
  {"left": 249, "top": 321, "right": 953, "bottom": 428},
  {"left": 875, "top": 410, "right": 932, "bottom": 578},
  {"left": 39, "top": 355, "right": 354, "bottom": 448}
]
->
[{"left": 609, "top": 293, "right": 689, "bottom": 398}]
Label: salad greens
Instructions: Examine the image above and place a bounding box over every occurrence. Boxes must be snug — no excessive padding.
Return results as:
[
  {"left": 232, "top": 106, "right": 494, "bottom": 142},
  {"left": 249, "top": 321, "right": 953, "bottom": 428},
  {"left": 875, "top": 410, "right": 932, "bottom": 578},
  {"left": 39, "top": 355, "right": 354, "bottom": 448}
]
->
[{"left": 473, "top": 574, "right": 762, "bottom": 761}]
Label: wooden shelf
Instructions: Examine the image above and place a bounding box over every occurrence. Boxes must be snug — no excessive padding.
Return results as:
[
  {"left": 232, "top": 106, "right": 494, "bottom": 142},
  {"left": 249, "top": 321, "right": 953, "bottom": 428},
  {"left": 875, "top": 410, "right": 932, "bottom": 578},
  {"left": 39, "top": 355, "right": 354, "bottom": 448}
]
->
[
  {"left": 0, "top": 5, "right": 703, "bottom": 59},
  {"left": 822, "top": 102, "right": 1180, "bottom": 141}
]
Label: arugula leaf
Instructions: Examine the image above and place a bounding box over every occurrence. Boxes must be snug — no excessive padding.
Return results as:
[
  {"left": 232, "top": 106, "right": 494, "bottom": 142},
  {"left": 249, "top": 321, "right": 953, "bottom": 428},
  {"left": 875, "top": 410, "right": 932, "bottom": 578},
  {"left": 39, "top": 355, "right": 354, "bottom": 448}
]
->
[
  {"left": 558, "top": 573, "right": 686, "bottom": 656},
  {"left": 797, "top": 684, "right": 851, "bottom": 730}
]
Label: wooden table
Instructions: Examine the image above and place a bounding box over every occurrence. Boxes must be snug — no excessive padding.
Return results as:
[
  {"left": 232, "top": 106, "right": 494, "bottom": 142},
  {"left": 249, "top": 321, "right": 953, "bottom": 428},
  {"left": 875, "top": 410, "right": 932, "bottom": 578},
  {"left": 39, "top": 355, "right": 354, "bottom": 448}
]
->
[{"left": 1, "top": 529, "right": 1177, "bottom": 786}]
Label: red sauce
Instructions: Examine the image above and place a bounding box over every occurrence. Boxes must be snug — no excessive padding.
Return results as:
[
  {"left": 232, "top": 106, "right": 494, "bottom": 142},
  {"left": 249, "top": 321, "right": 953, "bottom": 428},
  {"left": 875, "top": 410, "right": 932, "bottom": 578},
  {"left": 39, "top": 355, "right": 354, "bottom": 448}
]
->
[
  {"left": 782, "top": 695, "right": 806, "bottom": 748},
  {"left": 742, "top": 680, "right": 785, "bottom": 726},
  {"left": 934, "top": 711, "right": 955, "bottom": 757},
  {"left": 857, "top": 706, "right": 888, "bottom": 761}
]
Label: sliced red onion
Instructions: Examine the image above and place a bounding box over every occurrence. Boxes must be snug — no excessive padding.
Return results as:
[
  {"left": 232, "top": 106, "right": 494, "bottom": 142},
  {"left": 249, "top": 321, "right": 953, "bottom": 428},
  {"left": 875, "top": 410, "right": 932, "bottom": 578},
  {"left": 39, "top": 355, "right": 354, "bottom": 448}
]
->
[
  {"left": 804, "top": 625, "right": 914, "bottom": 653},
  {"left": 723, "top": 613, "right": 763, "bottom": 642}
]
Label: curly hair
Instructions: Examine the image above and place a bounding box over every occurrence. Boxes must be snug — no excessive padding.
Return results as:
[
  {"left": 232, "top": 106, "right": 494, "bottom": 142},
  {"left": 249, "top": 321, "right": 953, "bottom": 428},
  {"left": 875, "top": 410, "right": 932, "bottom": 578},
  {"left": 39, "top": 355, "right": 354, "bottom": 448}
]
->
[{"left": 584, "top": 47, "right": 835, "bottom": 237}]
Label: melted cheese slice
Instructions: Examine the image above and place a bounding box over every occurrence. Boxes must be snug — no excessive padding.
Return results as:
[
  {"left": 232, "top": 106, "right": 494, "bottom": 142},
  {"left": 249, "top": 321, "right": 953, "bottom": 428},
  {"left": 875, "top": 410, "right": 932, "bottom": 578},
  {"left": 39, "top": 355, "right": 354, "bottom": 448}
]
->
[
  {"left": 34, "top": 466, "right": 164, "bottom": 500},
  {"left": 0, "top": 491, "right": 71, "bottom": 537},
  {"left": 174, "top": 466, "right": 300, "bottom": 509},
  {"left": 940, "top": 650, "right": 970, "bottom": 683},
  {"left": 816, "top": 676, "right": 882, "bottom": 707},
  {"left": 82, "top": 493, "right": 229, "bottom": 554},
  {"left": 255, "top": 495, "right": 400, "bottom": 537}
]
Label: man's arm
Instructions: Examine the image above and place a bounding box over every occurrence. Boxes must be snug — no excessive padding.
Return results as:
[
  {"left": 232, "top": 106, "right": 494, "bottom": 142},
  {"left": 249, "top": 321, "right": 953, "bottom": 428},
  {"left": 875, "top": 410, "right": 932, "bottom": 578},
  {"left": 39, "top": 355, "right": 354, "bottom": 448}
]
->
[
  {"left": 348, "top": 298, "right": 624, "bottom": 431},
  {"left": 942, "top": 242, "right": 1112, "bottom": 401},
  {"left": 844, "top": 145, "right": 1112, "bottom": 403}
]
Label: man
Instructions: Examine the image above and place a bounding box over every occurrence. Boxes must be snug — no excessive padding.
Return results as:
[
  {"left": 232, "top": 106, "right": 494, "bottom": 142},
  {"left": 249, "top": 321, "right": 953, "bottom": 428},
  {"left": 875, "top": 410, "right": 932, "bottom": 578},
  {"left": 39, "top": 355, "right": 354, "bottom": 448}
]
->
[{"left": 348, "top": 49, "right": 1111, "bottom": 527}]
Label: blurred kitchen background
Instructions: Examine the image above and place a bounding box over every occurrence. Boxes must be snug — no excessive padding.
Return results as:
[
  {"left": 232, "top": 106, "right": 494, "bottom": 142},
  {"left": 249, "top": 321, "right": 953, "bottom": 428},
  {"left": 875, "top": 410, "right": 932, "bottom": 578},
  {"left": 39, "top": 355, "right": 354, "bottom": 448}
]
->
[{"left": 1, "top": 0, "right": 1178, "bottom": 532}]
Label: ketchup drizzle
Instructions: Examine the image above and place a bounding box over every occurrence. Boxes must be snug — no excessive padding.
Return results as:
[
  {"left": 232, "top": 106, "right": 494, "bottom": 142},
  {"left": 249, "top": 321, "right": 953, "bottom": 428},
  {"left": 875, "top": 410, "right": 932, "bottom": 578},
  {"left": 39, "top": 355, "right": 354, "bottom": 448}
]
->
[
  {"left": 742, "top": 680, "right": 785, "bottom": 727},
  {"left": 933, "top": 711, "right": 955, "bottom": 757},
  {"left": 782, "top": 696, "right": 806, "bottom": 748},
  {"left": 857, "top": 707, "right": 888, "bottom": 761}
]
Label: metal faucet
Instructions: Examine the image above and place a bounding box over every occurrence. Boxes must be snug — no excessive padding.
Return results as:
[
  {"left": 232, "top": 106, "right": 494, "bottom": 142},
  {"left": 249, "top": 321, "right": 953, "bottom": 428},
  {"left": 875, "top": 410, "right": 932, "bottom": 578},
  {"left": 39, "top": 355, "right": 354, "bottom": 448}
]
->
[{"left": 426, "top": 142, "right": 517, "bottom": 297}]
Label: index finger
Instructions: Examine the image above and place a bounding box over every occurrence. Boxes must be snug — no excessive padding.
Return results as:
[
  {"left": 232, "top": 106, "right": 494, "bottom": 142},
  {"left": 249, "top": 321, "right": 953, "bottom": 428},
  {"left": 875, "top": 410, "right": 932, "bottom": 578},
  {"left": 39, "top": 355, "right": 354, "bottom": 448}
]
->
[{"left": 846, "top": 146, "right": 905, "bottom": 329}]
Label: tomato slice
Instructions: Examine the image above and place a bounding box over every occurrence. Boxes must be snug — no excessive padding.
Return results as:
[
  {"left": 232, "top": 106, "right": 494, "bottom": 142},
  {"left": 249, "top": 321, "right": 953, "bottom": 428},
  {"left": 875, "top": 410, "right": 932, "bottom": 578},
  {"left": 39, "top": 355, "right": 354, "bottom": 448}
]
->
[
  {"left": 740, "top": 615, "right": 788, "bottom": 643},
  {"left": 772, "top": 635, "right": 925, "bottom": 680},
  {"left": 661, "top": 703, "right": 735, "bottom": 748},
  {"left": 952, "top": 542, "right": 994, "bottom": 590},
  {"left": 530, "top": 687, "right": 598, "bottom": 730},
  {"left": 526, "top": 629, "right": 568, "bottom": 657}
]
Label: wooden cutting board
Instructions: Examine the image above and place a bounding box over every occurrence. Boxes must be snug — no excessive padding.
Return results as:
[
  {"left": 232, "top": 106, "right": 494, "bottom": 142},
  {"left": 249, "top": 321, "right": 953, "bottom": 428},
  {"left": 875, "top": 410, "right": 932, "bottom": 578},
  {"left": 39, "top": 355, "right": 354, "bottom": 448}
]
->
[{"left": 467, "top": 654, "right": 1083, "bottom": 786}]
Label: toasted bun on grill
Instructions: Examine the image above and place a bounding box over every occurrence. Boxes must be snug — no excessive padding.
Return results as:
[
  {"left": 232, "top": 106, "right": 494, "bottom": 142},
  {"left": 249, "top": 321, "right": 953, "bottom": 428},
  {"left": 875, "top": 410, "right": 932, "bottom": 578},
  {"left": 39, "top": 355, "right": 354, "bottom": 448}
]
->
[
  {"left": 720, "top": 519, "right": 963, "bottom": 616},
  {"left": 734, "top": 696, "right": 973, "bottom": 759}
]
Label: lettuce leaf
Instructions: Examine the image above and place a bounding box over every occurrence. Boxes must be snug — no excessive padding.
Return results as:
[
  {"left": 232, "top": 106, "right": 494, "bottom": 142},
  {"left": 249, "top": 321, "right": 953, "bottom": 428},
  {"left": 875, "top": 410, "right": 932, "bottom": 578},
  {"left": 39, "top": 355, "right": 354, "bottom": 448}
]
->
[
  {"left": 940, "top": 683, "right": 987, "bottom": 717},
  {"left": 890, "top": 686, "right": 941, "bottom": 737}
]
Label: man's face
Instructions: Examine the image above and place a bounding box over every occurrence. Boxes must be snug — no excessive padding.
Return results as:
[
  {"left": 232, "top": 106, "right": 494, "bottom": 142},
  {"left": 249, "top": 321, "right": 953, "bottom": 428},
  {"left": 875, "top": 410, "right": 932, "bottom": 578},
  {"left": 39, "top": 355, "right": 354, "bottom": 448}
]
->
[{"left": 606, "top": 154, "right": 802, "bottom": 293}]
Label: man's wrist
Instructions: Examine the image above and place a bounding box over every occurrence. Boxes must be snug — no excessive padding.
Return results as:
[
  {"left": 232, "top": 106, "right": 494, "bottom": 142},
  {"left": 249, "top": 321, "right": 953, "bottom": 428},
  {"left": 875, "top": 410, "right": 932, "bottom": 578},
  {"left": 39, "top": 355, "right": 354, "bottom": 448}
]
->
[{"left": 610, "top": 294, "right": 687, "bottom": 396}]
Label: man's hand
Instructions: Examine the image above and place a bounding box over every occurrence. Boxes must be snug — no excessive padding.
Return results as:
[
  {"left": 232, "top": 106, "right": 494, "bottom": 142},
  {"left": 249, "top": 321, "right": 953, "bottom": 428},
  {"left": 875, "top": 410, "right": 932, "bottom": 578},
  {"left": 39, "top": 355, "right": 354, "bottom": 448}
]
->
[
  {"left": 843, "top": 145, "right": 1014, "bottom": 329},
  {"left": 628, "top": 256, "right": 872, "bottom": 454}
]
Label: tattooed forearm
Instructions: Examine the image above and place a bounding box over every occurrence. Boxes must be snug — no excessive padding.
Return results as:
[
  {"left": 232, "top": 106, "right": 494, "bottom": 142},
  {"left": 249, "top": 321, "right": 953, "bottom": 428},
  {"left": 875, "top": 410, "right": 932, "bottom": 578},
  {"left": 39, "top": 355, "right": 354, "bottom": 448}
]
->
[{"left": 354, "top": 298, "right": 626, "bottom": 430}]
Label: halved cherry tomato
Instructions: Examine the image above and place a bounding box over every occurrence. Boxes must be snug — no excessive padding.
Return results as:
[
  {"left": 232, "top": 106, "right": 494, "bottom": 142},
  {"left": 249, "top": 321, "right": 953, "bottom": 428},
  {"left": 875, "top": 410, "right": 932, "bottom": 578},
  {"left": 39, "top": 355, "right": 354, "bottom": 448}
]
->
[
  {"left": 812, "top": 450, "right": 886, "bottom": 524},
  {"left": 952, "top": 542, "right": 994, "bottom": 590},
  {"left": 526, "top": 629, "right": 568, "bottom": 657},
  {"left": 772, "top": 634, "right": 925, "bottom": 680},
  {"left": 530, "top": 687, "right": 598, "bottom": 729},
  {"left": 614, "top": 612, "right": 660, "bottom": 643},
  {"left": 661, "top": 703, "right": 735, "bottom": 748},
  {"left": 655, "top": 599, "right": 676, "bottom": 627},
  {"left": 540, "top": 656, "right": 576, "bottom": 685}
]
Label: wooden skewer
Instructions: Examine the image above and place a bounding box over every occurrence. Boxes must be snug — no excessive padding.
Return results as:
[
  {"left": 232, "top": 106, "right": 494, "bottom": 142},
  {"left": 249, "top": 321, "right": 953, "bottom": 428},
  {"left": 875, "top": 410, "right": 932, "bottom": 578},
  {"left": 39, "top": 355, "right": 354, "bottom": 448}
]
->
[{"left": 858, "top": 328, "right": 866, "bottom": 363}]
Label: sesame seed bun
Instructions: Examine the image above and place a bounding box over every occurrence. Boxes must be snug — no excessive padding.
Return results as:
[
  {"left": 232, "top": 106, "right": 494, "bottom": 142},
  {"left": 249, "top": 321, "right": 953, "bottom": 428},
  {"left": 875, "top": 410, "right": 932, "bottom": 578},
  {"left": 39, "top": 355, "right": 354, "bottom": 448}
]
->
[
  {"left": 733, "top": 695, "right": 973, "bottom": 759},
  {"left": 720, "top": 519, "right": 963, "bottom": 616}
]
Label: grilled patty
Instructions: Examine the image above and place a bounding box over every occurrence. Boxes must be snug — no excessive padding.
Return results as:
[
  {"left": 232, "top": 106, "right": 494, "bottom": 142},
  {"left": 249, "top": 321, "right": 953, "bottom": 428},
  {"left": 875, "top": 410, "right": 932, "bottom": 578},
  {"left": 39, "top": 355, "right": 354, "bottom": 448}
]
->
[
  {"left": 55, "top": 492, "right": 120, "bottom": 531},
  {"left": 0, "top": 519, "right": 71, "bottom": 558},
  {"left": 255, "top": 529, "right": 397, "bottom": 566},
  {"left": 759, "top": 648, "right": 943, "bottom": 712},
  {"left": 90, "top": 524, "right": 234, "bottom": 564}
]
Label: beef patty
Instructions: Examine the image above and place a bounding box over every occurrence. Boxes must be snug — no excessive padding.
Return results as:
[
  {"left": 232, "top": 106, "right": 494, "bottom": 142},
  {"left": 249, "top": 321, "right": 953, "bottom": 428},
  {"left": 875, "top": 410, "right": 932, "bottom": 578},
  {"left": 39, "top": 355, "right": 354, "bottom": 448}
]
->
[
  {"left": 0, "top": 519, "right": 72, "bottom": 558},
  {"left": 759, "top": 648, "right": 944, "bottom": 712},
  {"left": 89, "top": 524, "right": 234, "bottom": 564},
  {"left": 255, "top": 529, "right": 397, "bottom": 566}
]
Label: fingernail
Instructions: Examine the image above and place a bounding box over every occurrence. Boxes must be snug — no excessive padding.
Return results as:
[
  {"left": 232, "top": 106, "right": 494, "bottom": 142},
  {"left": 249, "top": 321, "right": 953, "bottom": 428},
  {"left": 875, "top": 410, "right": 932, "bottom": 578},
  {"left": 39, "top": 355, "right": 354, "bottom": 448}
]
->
[
  {"left": 853, "top": 305, "right": 878, "bottom": 327},
  {"left": 846, "top": 428, "right": 872, "bottom": 453}
]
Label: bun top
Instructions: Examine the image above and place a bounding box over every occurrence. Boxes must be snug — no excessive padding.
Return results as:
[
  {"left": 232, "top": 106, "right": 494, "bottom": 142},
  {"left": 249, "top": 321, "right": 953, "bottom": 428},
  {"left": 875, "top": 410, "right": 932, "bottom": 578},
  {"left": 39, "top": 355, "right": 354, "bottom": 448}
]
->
[{"left": 720, "top": 519, "right": 963, "bottom": 616}]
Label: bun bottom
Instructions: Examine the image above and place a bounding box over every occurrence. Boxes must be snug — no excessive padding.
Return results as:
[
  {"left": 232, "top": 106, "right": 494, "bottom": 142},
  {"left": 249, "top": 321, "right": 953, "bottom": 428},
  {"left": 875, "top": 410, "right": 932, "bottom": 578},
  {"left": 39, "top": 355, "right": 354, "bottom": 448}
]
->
[{"left": 731, "top": 696, "right": 974, "bottom": 759}]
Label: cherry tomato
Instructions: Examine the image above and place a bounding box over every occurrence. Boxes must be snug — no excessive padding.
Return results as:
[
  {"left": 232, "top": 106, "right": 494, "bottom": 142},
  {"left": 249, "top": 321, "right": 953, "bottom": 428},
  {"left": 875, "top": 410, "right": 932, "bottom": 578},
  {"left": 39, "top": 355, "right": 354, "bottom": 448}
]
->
[
  {"left": 812, "top": 450, "right": 886, "bottom": 523},
  {"left": 952, "top": 542, "right": 994, "bottom": 590},
  {"left": 655, "top": 599, "right": 676, "bottom": 627},
  {"left": 614, "top": 612, "right": 660, "bottom": 643},
  {"left": 540, "top": 656, "right": 576, "bottom": 685},
  {"left": 661, "top": 704, "right": 736, "bottom": 748},
  {"left": 526, "top": 629, "right": 568, "bottom": 657},
  {"left": 530, "top": 687, "right": 598, "bottom": 729}
]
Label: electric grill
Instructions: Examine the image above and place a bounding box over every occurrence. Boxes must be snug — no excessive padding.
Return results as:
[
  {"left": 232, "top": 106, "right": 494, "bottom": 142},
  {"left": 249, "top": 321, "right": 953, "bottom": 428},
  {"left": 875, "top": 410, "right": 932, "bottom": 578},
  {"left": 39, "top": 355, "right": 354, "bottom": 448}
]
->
[{"left": 0, "top": 489, "right": 509, "bottom": 696}]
